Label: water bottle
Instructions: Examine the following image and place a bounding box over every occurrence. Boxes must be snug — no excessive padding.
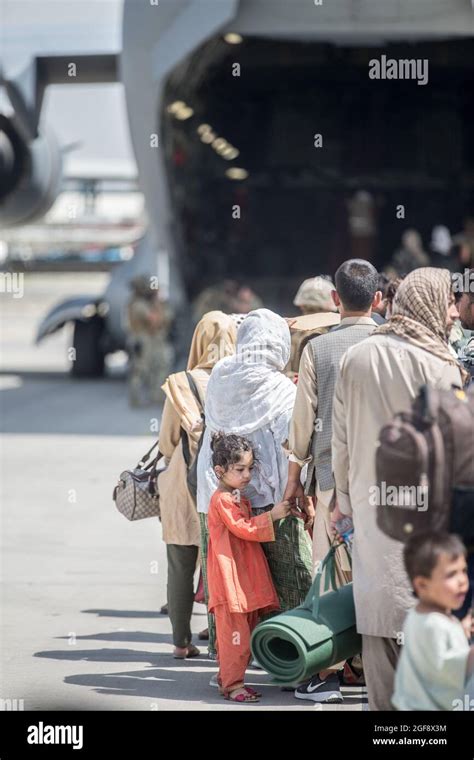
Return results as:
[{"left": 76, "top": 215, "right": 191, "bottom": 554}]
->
[{"left": 335, "top": 515, "right": 354, "bottom": 553}]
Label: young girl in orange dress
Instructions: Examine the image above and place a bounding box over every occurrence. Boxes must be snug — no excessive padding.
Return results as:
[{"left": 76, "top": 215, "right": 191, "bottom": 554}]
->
[{"left": 207, "top": 432, "right": 291, "bottom": 703}]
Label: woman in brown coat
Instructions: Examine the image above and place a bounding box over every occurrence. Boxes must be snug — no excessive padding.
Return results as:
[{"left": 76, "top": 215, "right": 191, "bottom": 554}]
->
[{"left": 157, "top": 311, "right": 236, "bottom": 658}]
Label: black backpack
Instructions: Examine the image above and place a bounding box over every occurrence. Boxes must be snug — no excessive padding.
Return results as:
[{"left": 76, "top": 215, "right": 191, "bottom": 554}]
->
[{"left": 375, "top": 385, "right": 474, "bottom": 548}]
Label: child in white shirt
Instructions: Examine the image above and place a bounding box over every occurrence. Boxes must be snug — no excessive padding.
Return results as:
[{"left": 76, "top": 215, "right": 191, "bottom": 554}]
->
[{"left": 392, "top": 531, "right": 474, "bottom": 711}]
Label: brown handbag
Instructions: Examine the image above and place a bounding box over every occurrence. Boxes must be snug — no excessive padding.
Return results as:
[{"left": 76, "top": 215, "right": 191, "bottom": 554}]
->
[{"left": 112, "top": 440, "right": 165, "bottom": 521}]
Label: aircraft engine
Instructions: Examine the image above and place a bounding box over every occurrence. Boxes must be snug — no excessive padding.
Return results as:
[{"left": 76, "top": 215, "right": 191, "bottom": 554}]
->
[{"left": 0, "top": 114, "right": 62, "bottom": 226}]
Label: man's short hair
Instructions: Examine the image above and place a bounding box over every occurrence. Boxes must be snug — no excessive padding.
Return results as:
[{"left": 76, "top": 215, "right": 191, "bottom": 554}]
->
[
  {"left": 334, "top": 259, "right": 379, "bottom": 311},
  {"left": 404, "top": 531, "right": 466, "bottom": 589}
]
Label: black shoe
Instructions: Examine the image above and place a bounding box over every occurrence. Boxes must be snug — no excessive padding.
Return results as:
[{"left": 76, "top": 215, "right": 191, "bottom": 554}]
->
[{"left": 294, "top": 674, "right": 343, "bottom": 703}]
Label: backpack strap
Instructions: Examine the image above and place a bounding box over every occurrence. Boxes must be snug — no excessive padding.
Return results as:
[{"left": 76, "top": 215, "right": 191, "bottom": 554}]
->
[
  {"left": 181, "top": 371, "right": 205, "bottom": 469},
  {"left": 418, "top": 385, "right": 447, "bottom": 509},
  {"left": 185, "top": 371, "right": 204, "bottom": 417}
]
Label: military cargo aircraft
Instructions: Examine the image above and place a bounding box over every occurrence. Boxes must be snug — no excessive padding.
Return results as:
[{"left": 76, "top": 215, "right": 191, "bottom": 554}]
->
[{"left": 1, "top": 0, "right": 473, "bottom": 375}]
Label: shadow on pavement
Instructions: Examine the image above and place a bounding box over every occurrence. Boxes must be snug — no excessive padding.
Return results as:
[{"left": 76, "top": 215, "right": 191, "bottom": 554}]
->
[
  {"left": 34, "top": 645, "right": 367, "bottom": 707},
  {"left": 82, "top": 608, "right": 207, "bottom": 618},
  {"left": 55, "top": 631, "right": 174, "bottom": 644},
  {"left": 83, "top": 609, "right": 163, "bottom": 618}
]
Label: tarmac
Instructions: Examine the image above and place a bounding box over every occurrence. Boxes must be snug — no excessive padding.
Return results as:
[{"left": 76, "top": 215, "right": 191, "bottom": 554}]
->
[{"left": 0, "top": 272, "right": 367, "bottom": 710}]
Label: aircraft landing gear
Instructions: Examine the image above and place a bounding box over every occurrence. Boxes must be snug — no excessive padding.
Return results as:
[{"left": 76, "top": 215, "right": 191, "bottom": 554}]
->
[{"left": 71, "top": 317, "right": 105, "bottom": 378}]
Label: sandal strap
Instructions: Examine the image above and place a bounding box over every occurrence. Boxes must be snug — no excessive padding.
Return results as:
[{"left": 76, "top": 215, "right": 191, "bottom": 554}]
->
[{"left": 225, "top": 686, "right": 258, "bottom": 702}]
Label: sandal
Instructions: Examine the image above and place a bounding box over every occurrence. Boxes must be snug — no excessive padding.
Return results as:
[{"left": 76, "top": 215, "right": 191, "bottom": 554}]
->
[
  {"left": 173, "top": 644, "right": 200, "bottom": 659},
  {"left": 244, "top": 686, "right": 262, "bottom": 698},
  {"left": 213, "top": 677, "right": 261, "bottom": 699},
  {"left": 224, "top": 686, "right": 259, "bottom": 703}
]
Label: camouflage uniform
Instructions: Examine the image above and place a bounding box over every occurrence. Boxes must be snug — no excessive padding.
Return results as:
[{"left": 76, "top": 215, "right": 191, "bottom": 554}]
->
[
  {"left": 127, "top": 276, "right": 172, "bottom": 406},
  {"left": 451, "top": 321, "right": 474, "bottom": 387},
  {"left": 459, "top": 335, "right": 474, "bottom": 386}
]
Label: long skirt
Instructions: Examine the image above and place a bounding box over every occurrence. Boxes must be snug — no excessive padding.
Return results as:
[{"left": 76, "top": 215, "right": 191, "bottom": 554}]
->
[{"left": 252, "top": 507, "right": 313, "bottom": 612}]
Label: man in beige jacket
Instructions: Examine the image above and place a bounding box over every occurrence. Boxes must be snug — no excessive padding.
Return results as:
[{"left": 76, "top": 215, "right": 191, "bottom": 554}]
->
[
  {"left": 283, "top": 259, "right": 381, "bottom": 703},
  {"left": 331, "top": 268, "right": 464, "bottom": 710}
]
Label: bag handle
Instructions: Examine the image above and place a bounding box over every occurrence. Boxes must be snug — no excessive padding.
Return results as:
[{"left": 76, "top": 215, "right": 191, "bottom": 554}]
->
[
  {"left": 147, "top": 449, "right": 165, "bottom": 495},
  {"left": 137, "top": 439, "right": 159, "bottom": 468},
  {"left": 302, "top": 541, "right": 348, "bottom": 619},
  {"left": 136, "top": 439, "right": 164, "bottom": 496}
]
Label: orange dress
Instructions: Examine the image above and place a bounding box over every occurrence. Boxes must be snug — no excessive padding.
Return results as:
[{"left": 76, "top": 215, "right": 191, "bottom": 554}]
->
[
  {"left": 207, "top": 489, "right": 279, "bottom": 615},
  {"left": 207, "top": 489, "right": 280, "bottom": 693}
]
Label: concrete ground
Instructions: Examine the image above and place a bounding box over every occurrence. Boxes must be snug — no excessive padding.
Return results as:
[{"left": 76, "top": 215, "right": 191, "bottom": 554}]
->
[{"left": 0, "top": 272, "right": 367, "bottom": 711}]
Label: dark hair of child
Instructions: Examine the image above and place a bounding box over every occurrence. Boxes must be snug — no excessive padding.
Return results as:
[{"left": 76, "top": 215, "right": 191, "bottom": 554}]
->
[
  {"left": 403, "top": 531, "right": 466, "bottom": 595},
  {"left": 211, "top": 432, "right": 256, "bottom": 471}
]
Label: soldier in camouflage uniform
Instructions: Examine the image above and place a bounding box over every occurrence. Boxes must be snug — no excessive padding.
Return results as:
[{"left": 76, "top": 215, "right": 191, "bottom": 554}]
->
[{"left": 126, "top": 275, "right": 173, "bottom": 406}]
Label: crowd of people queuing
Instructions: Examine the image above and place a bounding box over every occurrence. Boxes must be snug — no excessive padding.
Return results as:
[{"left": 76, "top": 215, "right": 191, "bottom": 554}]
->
[{"left": 152, "top": 241, "right": 474, "bottom": 709}]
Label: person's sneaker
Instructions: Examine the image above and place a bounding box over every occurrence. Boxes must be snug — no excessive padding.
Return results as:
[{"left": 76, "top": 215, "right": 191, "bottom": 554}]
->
[
  {"left": 209, "top": 673, "right": 220, "bottom": 688},
  {"left": 294, "top": 674, "right": 343, "bottom": 703}
]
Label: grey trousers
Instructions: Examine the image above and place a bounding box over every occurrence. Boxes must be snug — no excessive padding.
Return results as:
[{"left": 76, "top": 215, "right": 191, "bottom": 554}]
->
[
  {"left": 166, "top": 544, "right": 199, "bottom": 648},
  {"left": 362, "top": 634, "right": 401, "bottom": 711}
]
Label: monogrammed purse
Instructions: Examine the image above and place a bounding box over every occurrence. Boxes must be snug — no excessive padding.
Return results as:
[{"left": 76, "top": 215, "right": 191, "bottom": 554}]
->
[{"left": 112, "top": 440, "right": 164, "bottom": 521}]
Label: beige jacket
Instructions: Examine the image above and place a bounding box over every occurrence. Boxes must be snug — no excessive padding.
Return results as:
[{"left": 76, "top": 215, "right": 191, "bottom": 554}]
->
[
  {"left": 157, "top": 368, "right": 209, "bottom": 546},
  {"left": 332, "top": 333, "right": 463, "bottom": 638}
]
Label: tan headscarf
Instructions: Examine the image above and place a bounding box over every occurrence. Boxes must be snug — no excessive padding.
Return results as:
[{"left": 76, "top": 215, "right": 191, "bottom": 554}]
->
[
  {"left": 186, "top": 310, "right": 237, "bottom": 370},
  {"left": 374, "top": 268, "right": 466, "bottom": 383},
  {"left": 162, "top": 311, "right": 237, "bottom": 441}
]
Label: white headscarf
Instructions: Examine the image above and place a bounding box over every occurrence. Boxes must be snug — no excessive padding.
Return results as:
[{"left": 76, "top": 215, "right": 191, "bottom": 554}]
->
[
  {"left": 197, "top": 309, "right": 296, "bottom": 513},
  {"left": 205, "top": 309, "right": 296, "bottom": 435}
]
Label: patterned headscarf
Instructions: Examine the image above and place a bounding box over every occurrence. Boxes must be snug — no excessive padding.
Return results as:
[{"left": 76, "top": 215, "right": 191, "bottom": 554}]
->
[{"left": 374, "top": 268, "right": 466, "bottom": 382}]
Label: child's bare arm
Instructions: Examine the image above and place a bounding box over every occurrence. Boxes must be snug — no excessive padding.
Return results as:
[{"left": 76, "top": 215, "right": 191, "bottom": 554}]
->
[{"left": 270, "top": 500, "right": 291, "bottom": 521}]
